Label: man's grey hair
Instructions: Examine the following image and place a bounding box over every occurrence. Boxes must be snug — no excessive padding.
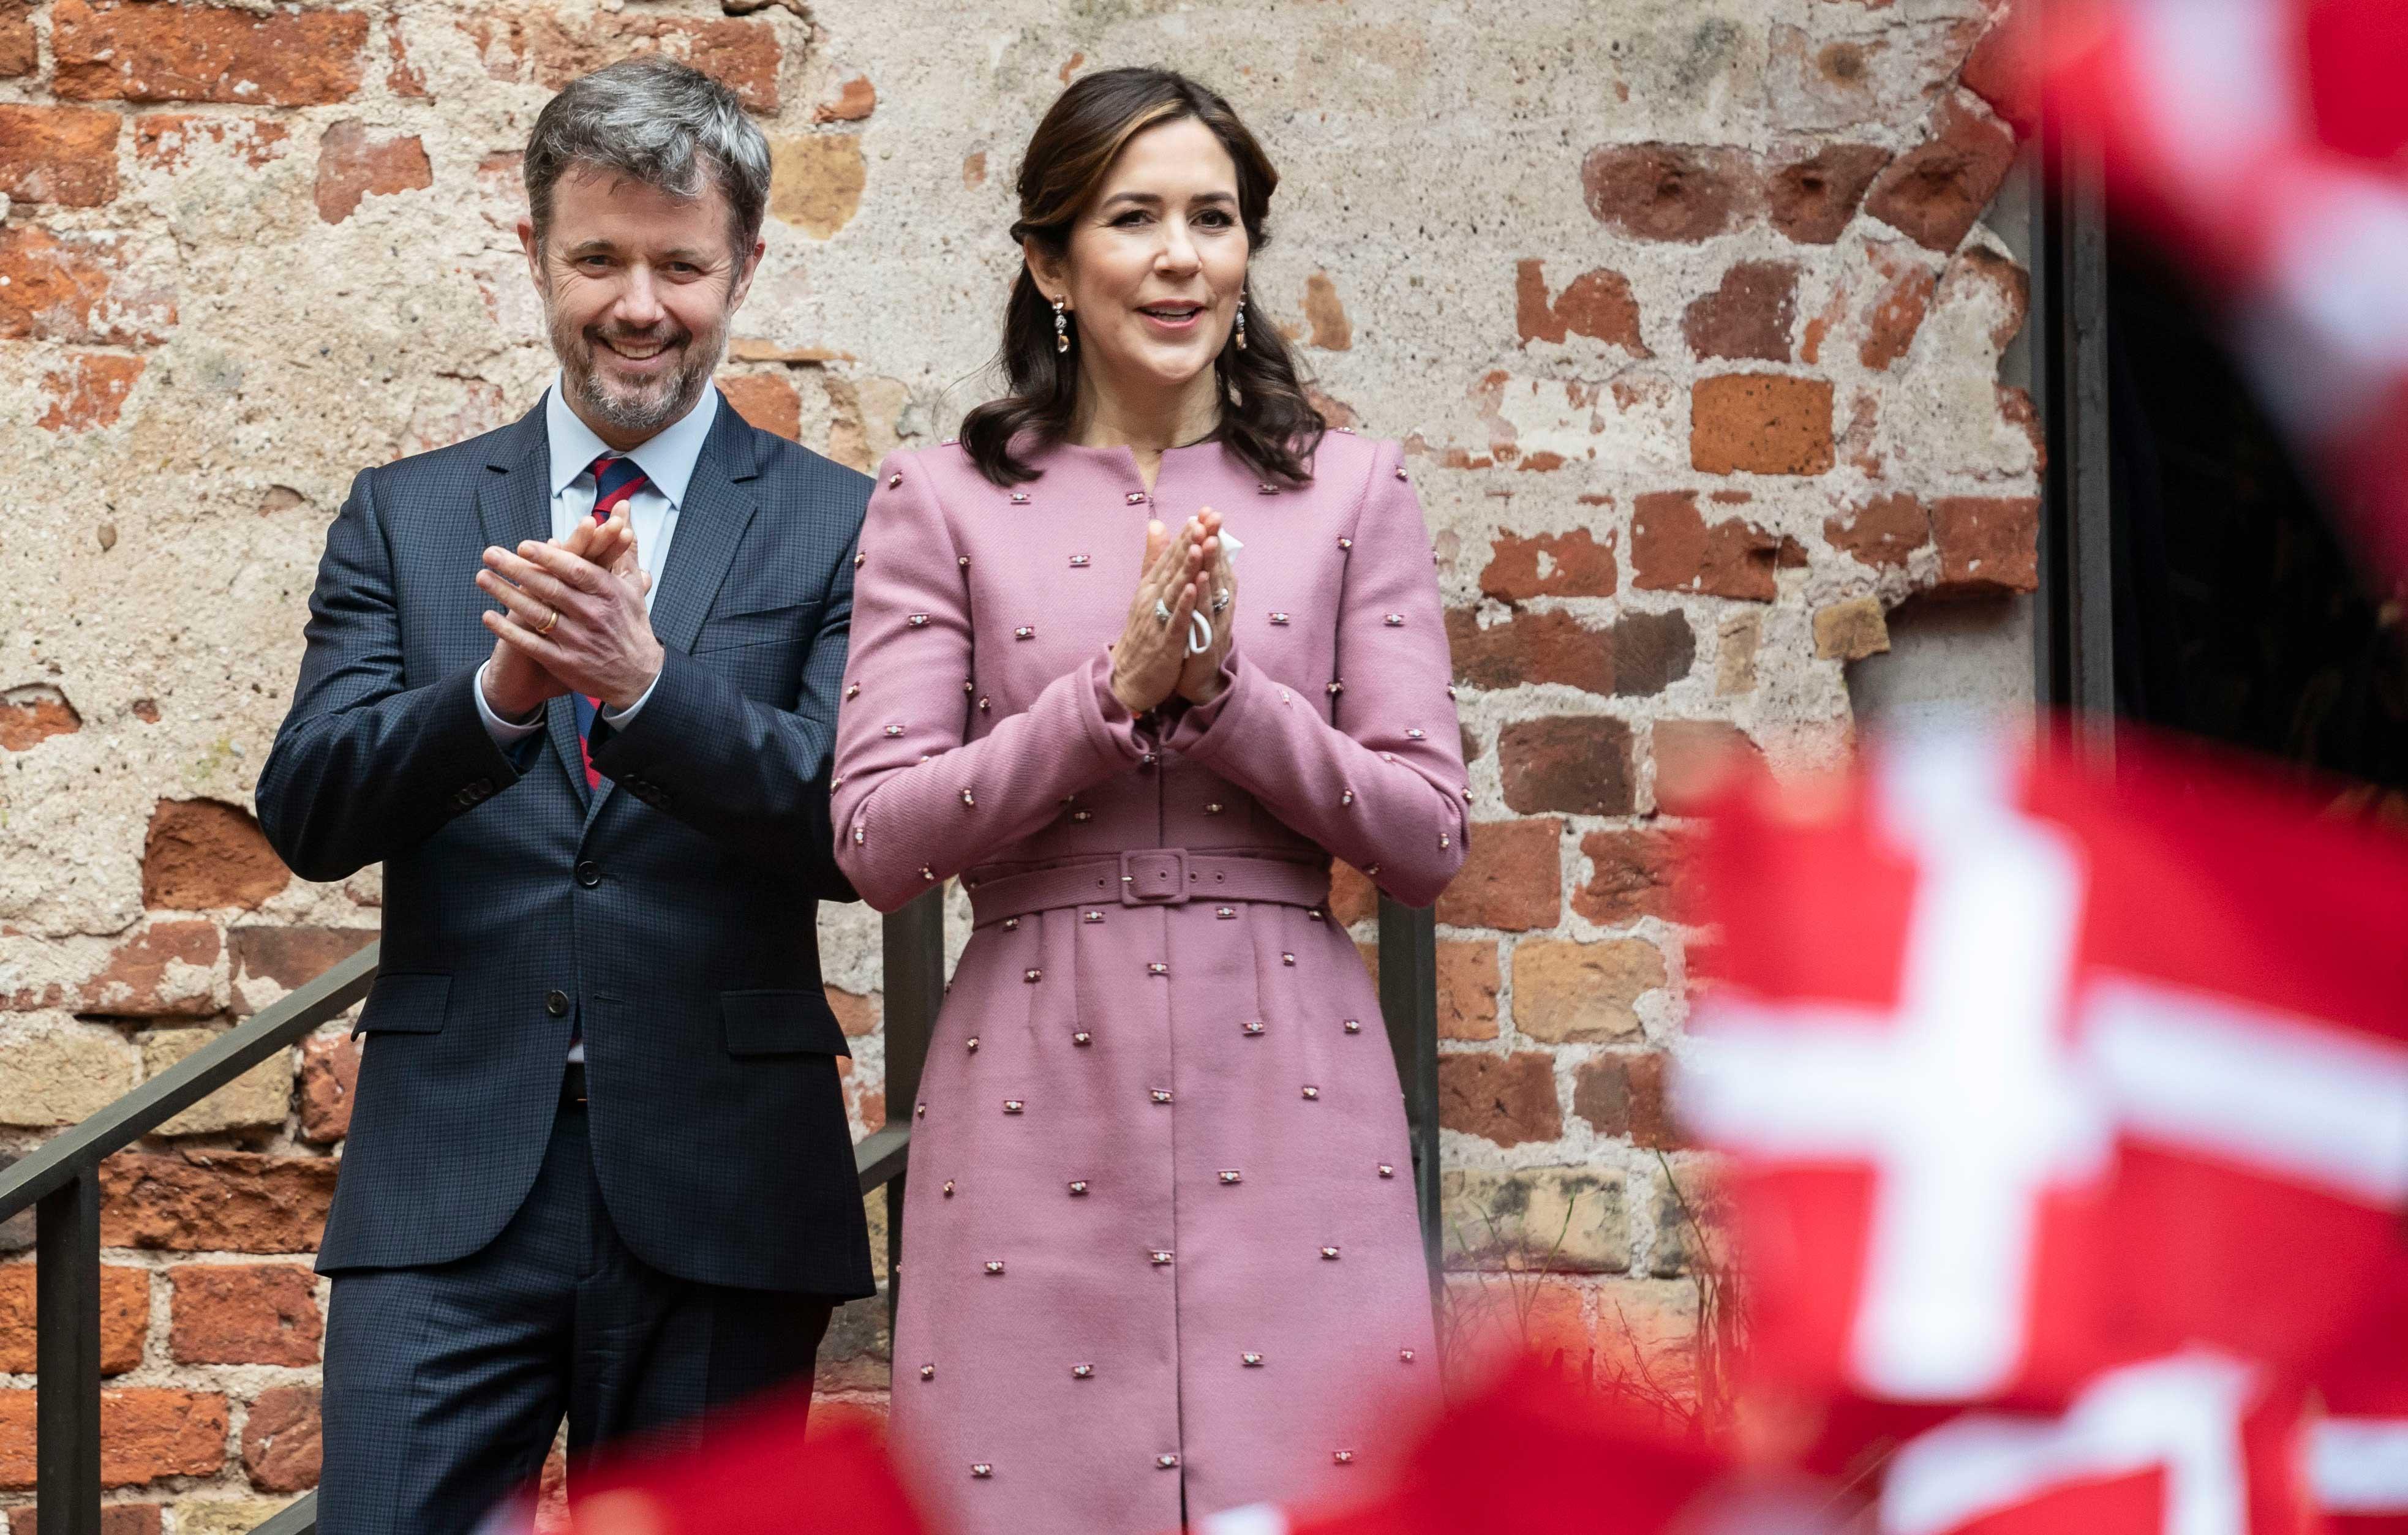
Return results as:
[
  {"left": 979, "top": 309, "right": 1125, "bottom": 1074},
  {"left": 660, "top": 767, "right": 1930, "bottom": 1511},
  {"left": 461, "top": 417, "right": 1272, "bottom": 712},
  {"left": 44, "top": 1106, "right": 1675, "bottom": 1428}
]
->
[{"left": 524, "top": 56, "right": 772, "bottom": 259}]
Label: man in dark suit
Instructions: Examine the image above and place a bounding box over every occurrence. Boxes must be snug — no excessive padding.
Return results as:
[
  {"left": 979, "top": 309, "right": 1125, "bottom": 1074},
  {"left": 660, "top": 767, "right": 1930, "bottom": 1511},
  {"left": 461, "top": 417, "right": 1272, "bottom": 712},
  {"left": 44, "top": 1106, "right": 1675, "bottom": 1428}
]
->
[{"left": 254, "top": 56, "right": 871, "bottom": 1534}]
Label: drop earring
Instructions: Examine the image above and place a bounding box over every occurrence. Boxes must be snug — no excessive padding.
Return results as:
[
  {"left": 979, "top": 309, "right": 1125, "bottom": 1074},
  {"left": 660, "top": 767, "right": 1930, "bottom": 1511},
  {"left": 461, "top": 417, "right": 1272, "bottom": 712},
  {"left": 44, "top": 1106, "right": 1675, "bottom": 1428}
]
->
[
  {"left": 1234, "top": 296, "right": 1248, "bottom": 351},
  {"left": 1053, "top": 296, "right": 1069, "bottom": 355}
]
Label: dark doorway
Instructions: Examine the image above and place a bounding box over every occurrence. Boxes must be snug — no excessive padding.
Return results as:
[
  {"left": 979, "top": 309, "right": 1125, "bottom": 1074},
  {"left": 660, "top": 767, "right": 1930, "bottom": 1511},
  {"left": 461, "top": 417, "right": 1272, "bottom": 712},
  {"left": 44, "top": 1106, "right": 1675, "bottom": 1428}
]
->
[{"left": 2093, "top": 231, "right": 2408, "bottom": 799}]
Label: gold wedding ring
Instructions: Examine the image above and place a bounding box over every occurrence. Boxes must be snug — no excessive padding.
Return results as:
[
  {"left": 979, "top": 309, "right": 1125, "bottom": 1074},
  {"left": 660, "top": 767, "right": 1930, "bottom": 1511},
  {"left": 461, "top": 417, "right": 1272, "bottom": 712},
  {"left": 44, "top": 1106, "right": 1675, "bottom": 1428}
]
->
[{"left": 535, "top": 605, "right": 559, "bottom": 636}]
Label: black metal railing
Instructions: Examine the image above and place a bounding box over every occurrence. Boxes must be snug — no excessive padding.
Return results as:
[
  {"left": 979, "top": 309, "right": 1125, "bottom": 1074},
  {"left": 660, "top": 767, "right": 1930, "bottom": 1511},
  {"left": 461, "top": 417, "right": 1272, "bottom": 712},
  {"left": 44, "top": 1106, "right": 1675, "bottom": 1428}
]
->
[{"left": 1, "top": 889, "right": 1439, "bottom": 1534}]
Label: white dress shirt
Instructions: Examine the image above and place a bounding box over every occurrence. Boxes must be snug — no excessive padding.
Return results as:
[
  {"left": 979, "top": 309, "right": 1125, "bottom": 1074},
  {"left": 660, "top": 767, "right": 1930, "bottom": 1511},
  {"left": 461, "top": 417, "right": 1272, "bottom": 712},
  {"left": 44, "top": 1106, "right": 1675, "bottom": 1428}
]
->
[
  {"left": 474, "top": 375, "right": 721, "bottom": 744},
  {"left": 472, "top": 376, "right": 720, "bottom": 1064}
]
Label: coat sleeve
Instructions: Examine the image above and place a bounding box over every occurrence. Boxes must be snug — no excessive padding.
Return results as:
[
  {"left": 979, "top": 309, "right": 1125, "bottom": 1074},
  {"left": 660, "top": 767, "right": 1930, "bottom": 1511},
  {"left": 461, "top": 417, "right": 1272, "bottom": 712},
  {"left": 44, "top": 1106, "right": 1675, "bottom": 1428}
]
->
[
  {"left": 255, "top": 465, "right": 527, "bottom": 882},
  {"left": 586, "top": 505, "right": 859, "bottom": 899},
  {"left": 1161, "top": 438, "right": 1470, "bottom": 907},
  {"left": 831, "top": 453, "right": 1156, "bottom": 912}
]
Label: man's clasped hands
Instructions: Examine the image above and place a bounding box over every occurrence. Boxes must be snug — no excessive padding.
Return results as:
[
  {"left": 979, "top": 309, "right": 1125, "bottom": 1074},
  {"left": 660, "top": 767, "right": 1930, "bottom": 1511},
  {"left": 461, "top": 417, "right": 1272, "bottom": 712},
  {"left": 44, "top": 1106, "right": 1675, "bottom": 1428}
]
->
[{"left": 472, "top": 501, "right": 1238, "bottom": 725}]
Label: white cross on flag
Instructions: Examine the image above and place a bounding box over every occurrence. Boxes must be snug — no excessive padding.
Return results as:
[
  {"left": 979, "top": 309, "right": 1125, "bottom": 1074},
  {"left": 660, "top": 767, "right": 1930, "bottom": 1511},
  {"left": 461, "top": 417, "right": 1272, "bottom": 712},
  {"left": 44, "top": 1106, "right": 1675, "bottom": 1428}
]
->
[
  {"left": 1678, "top": 725, "right": 2408, "bottom": 1406},
  {"left": 1874, "top": 1353, "right": 2317, "bottom": 1535}
]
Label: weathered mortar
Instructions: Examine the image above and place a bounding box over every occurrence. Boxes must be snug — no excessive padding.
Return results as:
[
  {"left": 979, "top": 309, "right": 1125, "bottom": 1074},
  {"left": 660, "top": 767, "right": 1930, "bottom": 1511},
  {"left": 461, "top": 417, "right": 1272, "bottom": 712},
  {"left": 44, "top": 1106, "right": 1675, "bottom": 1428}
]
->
[{"left": 0, "top": 0, "right": 2036, "bottom": 1516}]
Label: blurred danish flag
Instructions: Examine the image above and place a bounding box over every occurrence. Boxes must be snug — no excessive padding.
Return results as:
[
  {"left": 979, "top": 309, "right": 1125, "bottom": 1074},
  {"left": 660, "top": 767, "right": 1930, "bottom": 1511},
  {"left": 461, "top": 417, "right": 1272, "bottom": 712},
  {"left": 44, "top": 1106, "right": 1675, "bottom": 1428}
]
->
[
  {"left": 2309, "top": 1260, "right": 2408, "bottom": 1533},
  {"left": 1873, "top": 1353, "right": 2319, "bottom": 1535},
  {"left": 1677, "top": 724, "right": 2408, "bottom": 1407},
  {"left": 2028, "top": 0, "right": 2408, "bottom": 587}
]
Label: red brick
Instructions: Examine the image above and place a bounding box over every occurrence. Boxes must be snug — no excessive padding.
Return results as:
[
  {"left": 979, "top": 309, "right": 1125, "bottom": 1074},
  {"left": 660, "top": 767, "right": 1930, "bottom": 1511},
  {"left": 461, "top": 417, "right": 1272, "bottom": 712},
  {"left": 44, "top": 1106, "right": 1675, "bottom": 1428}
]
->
[
  {"left": 1573, "top": 1050, "right": 1683, "bottom": 1149},
  {"left": 1940, "top": 244, "right": 2031, "bottom": 352},
  {"left": 1764, "top": 143, "right": 1890, "bottom": 244},
  {"left": 719, "top": 373, "right": 801, "bottom": 440},
  {"left": 1434, "top": 819, "right": 1562, "bottom": 933},
  {"left": 1444, "top": 1272, "right": 1597, "bottom": 1386},
  {"left": 0, "top": 106, "right": 122, "bottom": 207},
  {"left": 1682, "top": 260, "right": 1798, "bottom": 362},
  {"left": 78, "top": 918, "right": 220, "bottom": 1018},
  {"left": 0, "top": 686, "right": 81, "bottom": 751},
  {"left": 141, "top": 799, "right": 290, "bottom": 911},
  {"left": 1446, "top": 608, "right": 1614, "bottom": 696},
  {"left": 1437, "top": 1051, "right": 1562, "bottom": 1147},
  {"left": 1962, "top": 9, "right": 2039, "bottom": 135},
  {"left": 1611, "top": 612, "right": 1695, "bottom": 697},
  {"left": 1479, "top": 528, "right": 1617, "bottom": 601},
  {"left": 815, "top": 74, "right": 876, "bottom": 124},
  {"left": 241, "top": 1385, "right": 321, "bottom": 1493},
  {"left": 314, "top": 121, "right": 432, "bottom": 223},
  {"left": 826, "top": 985, "right": 878, "bottom": 1038},
  {"left": 133, "top": 114, "right": 292, "bottom": 171},
  {"left": 1861, "top": 242, "right": 1938, "bottom": 370},
  {"left": 464, "top": 12, "right": 781, "bottom": 113},
  {"left": 6, "top": 1506, "right": 159, "bottom": 1535},
  {"left": 1573, "top": 828, "right": 1685, "bottom": 927},
  {"left": 54, "top": 0, "right": 370, "bottom": 105},
  {"left": 297, "top": 1035, "right": 358, "bottom": 1143},
  {"left": 0, "top": 0, "right": 31, "bottom": 77},
  {"left": 1864, "top": 92, "right": 2019, "bottom": 253},
  {"left": 1824, "top": 492, "right": 1929, "bottom": 569},
  {"left": 1437, "top": 940, "right": 1500, "bottom": 1041},
  {"left": 0, "top": 227, "right": 177, "bottom": 346},
  {"left": 1514, "top": 260, "right": 1647, "bottom": 353},
  {"left": 1999, "top": 384, "right": 2045, "bottom": 473},
  {"left": 100, "top": 1151, "right": 336, "bottom": 1254},
  {"left": 1652, "top": 721, "right": 1761, "bottom": 817},
  {"left": 1630, "top": 490, "right": 1778, "bottom": 601},
  {"left": 1690, "top": 375, "right": 1834, "bottom": 477},
  {"left": 386, "top": 14, "right": 431, "bottom": 99},
  {"left": 230, "top": 925, "right": 377, "bottom": 1005},
  {"left": 0, "top": 1389, "right": 227, "bottom": 1489},
  {"left": 1497, "top": 718, "right": 1636, "bottom": 817},
  {"left": 170, "top": 1264, "right": 322, "bottom": 1366},
  {"left": 1930, "top": 496, "right": 2040, "bottom": 595},
  {"left": 1579, "top": 143, "right": 1753, "bottom": 243},
  {"left": 1329, "top": 858, "right": 1377, "bottom": 926},
  {"left": 0, "top": 1264, "right": 150, "bottom": 1375},
  {"left": 37, "top": 353, "right": 146, "bottom": 433},
  {"left": 1303, "top": 271, "right": 1351, "bottom": 351}
]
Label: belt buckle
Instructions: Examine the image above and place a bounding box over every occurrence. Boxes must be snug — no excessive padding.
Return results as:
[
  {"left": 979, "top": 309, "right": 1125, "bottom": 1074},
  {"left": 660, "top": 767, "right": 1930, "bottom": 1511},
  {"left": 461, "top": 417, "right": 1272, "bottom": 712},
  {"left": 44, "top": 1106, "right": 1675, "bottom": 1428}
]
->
[{"left": 1119, "top": 849, "right": 1191, "bottom": 907}]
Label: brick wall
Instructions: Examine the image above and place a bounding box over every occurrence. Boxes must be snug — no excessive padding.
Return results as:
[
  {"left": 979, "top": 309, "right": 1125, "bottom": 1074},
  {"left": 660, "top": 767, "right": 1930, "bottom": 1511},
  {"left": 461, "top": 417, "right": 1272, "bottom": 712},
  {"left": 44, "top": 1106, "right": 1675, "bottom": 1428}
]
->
[{"left": 0, "top": 0, "right": 2038, "bottom": 1523}]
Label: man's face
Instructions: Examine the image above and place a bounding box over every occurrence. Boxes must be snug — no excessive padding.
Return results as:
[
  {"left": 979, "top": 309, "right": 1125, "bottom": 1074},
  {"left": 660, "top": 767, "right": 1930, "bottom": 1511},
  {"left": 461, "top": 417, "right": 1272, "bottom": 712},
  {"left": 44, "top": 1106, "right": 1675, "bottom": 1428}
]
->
[{"left": 519, "top": 166, "right": 762, "bottom": 444}]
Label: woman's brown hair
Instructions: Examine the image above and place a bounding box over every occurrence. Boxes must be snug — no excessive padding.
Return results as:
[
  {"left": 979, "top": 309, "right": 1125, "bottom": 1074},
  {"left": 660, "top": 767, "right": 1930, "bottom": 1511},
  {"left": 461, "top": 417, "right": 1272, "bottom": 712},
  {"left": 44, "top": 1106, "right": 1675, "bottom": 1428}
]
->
[{"left": 961, "top": 67, "right": 1326, "bottom": 487}]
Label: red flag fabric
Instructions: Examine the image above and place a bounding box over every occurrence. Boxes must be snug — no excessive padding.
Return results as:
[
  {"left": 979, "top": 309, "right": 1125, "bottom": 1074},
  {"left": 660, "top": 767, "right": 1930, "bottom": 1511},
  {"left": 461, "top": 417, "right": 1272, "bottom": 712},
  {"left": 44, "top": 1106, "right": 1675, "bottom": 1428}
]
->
[
  {"left": 1677, "top": 724, "right": 2408, "bottom": 1407},
  {"left": 1872, "top": 1353, "right": 2319, "bottom": 1535},
  {"left": 2309, "top": 1260, "right": 2408, "bottom": 1533},
  {"left": 1187, "top": 1360, "right": 1846, "bottom": 1535},
  {"left": 2034, "top": 0, "right": 2408, "bottom": 590}
]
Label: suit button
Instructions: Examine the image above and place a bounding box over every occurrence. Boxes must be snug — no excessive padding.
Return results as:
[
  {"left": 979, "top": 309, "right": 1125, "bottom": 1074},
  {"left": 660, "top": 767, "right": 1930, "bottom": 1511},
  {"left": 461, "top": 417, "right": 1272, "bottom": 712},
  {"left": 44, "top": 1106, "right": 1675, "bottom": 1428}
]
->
[
  {"left": 576, "top": 861, "right": 601, "bottom": 888},
  {"left": 545, "top": 990, "right": 570, "bottom": 1018}
]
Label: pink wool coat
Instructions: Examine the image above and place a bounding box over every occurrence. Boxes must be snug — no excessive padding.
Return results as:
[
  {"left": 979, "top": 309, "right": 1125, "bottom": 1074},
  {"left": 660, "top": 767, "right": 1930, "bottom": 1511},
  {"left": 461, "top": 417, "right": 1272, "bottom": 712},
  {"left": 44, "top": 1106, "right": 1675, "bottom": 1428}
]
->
[{"left": 830, "top": 429, "right": 1467, "bottom": 1533}]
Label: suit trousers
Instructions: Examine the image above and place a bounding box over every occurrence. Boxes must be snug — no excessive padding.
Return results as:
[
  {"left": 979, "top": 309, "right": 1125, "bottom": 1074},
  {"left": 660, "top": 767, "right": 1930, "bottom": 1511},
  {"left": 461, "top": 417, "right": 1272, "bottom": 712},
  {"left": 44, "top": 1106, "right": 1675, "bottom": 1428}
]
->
[{"left": 317, "top": 1082, "right": 836, "bottom": 1535}]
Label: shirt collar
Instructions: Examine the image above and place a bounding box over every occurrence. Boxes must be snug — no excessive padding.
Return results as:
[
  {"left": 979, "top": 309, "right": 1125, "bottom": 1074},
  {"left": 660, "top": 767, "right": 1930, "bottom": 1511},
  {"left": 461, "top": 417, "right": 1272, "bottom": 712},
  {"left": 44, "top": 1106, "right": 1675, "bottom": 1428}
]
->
[{"left": 544, "top": 372, "right": 720, "bottom": 509}]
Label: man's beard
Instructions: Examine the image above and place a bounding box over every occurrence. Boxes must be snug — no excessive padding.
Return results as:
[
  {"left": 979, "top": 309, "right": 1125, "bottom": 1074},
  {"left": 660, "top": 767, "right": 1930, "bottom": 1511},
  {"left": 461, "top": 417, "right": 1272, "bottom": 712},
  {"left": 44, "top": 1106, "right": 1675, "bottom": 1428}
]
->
[{"left": 548, "top": 295, "right": 729, "bottom": 440}]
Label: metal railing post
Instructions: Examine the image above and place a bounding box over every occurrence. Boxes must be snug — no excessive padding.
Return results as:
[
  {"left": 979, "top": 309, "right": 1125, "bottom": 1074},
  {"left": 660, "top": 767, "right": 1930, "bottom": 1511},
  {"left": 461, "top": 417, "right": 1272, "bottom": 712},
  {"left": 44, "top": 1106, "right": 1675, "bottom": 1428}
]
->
[
  {"left": 35, "top": 1166, "right": 100, "bottom": 1535},
  {"left": 880, "top": 891, "right": 944, "bottom": 1331},
  {"left": 1377, "top": 896, "right": 1442, "bottom": 1295}
]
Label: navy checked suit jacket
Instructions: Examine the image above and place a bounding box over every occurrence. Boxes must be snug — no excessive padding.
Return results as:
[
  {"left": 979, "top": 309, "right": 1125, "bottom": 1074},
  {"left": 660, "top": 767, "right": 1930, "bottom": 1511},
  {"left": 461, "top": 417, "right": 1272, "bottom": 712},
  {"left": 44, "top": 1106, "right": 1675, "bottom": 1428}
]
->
[{"left": 257, "top": 392, "right": 875, "bottom": 1299}]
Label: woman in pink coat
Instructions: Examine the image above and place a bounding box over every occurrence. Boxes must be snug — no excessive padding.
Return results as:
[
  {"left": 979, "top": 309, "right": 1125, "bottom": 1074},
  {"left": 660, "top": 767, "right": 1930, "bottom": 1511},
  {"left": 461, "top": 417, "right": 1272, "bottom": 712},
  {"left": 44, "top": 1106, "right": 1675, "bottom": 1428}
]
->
[{"left": 831, "top": 67, "right": 1467, "bottom": 1533}]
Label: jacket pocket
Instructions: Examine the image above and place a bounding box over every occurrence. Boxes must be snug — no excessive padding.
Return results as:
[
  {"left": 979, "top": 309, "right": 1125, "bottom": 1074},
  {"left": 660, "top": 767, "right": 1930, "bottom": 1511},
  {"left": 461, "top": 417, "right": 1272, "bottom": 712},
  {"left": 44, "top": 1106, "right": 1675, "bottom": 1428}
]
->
[
  {"left": 721, "top": 989, "right": 852, "bottom": 1057},
  {"left": 352, "top": 972, "right": 451, "bottom": 1037},
  {"left": 696, "top": 601, "right": 811, "bottom": 654}
]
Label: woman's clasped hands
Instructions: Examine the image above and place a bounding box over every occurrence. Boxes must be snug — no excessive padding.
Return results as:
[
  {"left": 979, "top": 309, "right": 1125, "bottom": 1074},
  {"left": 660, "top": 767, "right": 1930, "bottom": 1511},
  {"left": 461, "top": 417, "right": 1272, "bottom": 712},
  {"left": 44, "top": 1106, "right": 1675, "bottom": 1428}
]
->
[{"left": 1107, "top": 506, "right": 1237, "bottom": 715}]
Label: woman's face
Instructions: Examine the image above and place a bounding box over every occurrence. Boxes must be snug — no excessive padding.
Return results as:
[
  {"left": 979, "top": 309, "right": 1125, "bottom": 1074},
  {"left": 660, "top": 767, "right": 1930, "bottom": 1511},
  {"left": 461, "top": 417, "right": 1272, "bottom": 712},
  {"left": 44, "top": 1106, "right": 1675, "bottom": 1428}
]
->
[{"left": 1042, "top": 114, "right": 1251, "bottom": 405}]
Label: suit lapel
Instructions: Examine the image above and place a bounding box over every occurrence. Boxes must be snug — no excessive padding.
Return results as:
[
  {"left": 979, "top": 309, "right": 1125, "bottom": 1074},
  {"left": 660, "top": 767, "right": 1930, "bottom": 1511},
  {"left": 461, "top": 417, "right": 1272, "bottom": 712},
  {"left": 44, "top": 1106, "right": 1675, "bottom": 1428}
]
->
[
  {"left": 476, "top": 405, "right": 593, "bottom": 809},
  {"left": 584, "top": 395, "right": 761, "bottom": 830}
]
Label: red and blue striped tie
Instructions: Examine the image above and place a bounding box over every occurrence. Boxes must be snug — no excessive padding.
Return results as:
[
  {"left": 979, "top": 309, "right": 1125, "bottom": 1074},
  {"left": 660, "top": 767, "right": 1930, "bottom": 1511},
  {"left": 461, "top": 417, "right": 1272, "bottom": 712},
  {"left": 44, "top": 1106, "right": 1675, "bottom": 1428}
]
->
[{"left": 570, "top": 454, "right": 650, "bottom": 789}]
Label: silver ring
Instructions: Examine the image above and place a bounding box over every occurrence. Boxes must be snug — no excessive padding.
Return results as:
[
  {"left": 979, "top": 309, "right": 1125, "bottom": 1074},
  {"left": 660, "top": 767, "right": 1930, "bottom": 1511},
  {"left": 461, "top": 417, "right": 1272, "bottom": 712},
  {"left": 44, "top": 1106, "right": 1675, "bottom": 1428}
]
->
[
  {"left": 1154, "top": 598, "right": 1173, "bottom": 626},
  {"left": 1211, "top": 589, "right": 1230, "bottom": 614}
]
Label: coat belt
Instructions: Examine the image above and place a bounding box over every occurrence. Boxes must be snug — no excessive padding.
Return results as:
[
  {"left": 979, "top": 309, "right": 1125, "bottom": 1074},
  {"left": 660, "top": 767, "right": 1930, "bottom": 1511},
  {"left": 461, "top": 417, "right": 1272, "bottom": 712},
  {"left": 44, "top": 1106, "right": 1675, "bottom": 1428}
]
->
[{"left": 966, "top": 849, "right": 1333, "bottom": 927}]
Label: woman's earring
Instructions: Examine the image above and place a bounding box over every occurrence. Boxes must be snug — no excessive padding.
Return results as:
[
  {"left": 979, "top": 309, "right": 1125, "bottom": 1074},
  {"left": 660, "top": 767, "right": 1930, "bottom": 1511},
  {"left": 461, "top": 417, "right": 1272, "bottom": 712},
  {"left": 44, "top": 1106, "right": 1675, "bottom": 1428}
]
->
[
  {"left": 1053, "top": 297, "right": 1069, "bottom": 355},
  {"left": 1234, "top": 297, "right": 1248, "bottom": 352}
]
